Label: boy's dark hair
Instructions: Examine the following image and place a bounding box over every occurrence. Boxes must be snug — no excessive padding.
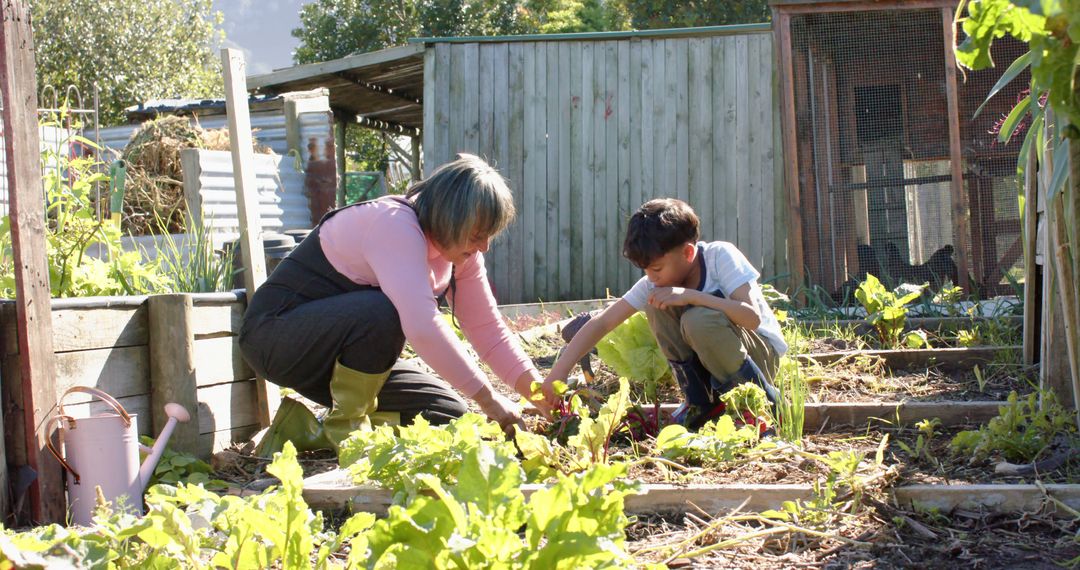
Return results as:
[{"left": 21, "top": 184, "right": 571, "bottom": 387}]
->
[{"left": 622, "top": 198, "right": 700, "bottom": 268}]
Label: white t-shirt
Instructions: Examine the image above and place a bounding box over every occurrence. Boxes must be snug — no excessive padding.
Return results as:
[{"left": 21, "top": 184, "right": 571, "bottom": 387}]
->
[{"left": 621, "top": 241, "right": 788, "bottom": 356}]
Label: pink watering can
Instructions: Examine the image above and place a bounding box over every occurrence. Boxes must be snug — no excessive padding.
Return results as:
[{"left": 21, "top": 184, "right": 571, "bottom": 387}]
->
[{"left": 47, "top": 386, "right": 191, "bottom": 526}]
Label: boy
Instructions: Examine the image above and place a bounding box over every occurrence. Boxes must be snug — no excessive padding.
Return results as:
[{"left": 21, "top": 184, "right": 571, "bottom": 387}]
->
[{"left": 542, "top": 198, "right": 788, "bottom": 429}]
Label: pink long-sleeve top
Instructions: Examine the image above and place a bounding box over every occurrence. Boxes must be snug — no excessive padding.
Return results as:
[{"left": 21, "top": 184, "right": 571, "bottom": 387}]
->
[{"left": 318, "top": 196, "right": 535, "bottom": 398}]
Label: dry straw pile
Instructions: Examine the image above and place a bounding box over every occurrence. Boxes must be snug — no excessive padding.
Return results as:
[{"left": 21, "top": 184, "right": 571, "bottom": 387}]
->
[{"left": 118, "top": 115, "right": 272, "bottom": 234}]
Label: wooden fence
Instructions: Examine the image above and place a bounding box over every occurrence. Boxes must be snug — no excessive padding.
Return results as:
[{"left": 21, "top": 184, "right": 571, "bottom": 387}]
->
[
  {"left": 422, "top": 29, "right": 785, "bottom": 304},
  {"left": 0, "top": 293, "right": 259, "bottom": 471}
]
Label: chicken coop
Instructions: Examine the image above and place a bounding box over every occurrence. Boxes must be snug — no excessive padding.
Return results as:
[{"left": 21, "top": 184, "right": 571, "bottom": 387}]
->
[{"left": 772, "top": 0, "right": 1029, "bottom": 300}]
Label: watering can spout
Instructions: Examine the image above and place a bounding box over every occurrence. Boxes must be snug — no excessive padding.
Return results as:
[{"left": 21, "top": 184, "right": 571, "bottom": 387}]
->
[{"left": 138, "top": 403, "right": 191, "bottom": 492}]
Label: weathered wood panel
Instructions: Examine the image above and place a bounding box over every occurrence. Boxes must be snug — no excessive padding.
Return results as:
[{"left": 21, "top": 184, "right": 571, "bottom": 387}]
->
[{"left": 429, "top": 31, "right": 782, "bottom": 303}]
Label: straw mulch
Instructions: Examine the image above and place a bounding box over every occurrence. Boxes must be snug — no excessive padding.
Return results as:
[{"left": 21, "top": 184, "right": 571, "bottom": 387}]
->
[{"left": 117, "top": 115, "right": 273, "bottom": 235}]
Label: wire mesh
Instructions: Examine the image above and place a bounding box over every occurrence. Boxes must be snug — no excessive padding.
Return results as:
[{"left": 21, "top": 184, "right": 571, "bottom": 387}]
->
[{"left": 787, "top": 8, "right": 1027, "bottom": 301}]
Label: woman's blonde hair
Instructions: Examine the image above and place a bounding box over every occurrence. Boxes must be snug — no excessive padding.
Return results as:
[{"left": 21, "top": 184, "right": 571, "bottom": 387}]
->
[{"left": 406, "top": 154, "right": 516, "bottom": 248}]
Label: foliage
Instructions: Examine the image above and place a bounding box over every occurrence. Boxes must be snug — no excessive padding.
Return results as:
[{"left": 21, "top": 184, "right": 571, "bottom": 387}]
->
[
  {"left": 0, "top": 117, "right": 168, "bottom": 298},
  {"left": 896, "top": 418, "right": 942, "bottom": 463},
  {"left": 720, "top": 383, "right": 772, "bottom": 424},
  {"left": 620, "top": 0, "right": 769, "bottom": 30},
  {"left": 854, "top": 274, "right": 926, "bottom": 347},
  {"left": 0, "top": 443, "right": 322, "bottom": 568},
  {"left": 595, "top": 312, "right": 671, "bottom": 384},
  {"left": 138, "top": 436, "right": 226, "bottom": 490},
  {"left": 32, "top": 0, "right": 224, "bottom": 126},
  {"left": 773, "top": 356, "right": 807, "bottom": 443},
  {"left": 339, "top": 413, "right": 518, "bottom": 495},
  {"left": 951, "top": 390, "right": 1077, "bottom": 463},
  {"left": 520, "top": 0, "right": 631, "bottom": 33},
  {"left": 519, "top": 378, "right": 632, "bottom": 478},
  {"left": 654, "top": 415, "right": 759, "bottom": 464},
  {"left": 956, "top": 0, "right": 1080, "bottom": 141},
  {"left": 153, "top": 214, "right": 237, "bottom": 293}
]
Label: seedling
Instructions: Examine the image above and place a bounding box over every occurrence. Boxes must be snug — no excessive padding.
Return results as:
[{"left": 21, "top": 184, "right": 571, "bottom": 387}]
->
[{"left": 855, "top": 274, "right": 926, "bottom": 347}]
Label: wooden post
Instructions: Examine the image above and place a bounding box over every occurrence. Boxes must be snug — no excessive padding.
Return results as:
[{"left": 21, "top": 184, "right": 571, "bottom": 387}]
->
[
  {"left": 221, "top": 48, "right": 278, "bottom": 427},
  {"left": 0, "top": 0, "right": 65, "bottom": 524},
  {"left": 774, "top": 11, "right": 806, "bottom": 297},
  {"left": 410, "top": 135, "right": 422, "bottom": 182},
  {"left": 1023, "top": 149, "right": 1039, "bottom": 366},
  {"left": 148, "top": 295, "right": 200, "bottom": 455},
  {"left": 942, "top": 7, "right": 972, "bottom": 293},
  {"left": 335, "top": 111, "right": 347, "bottom": 207}
]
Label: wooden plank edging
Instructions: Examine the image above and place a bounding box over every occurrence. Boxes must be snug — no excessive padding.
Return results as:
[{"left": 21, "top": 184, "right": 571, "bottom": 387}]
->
[
  {"left": 797, "top": 346, "right": 1020, "bottom": 371},
  {"left": 302, "top": 469, "right": 1080, "bottom": 517}
]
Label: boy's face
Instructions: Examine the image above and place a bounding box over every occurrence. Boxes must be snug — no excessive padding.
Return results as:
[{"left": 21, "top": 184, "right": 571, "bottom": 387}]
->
[{"left": 642, "top": 243, "right": 696, "bottom": 288}]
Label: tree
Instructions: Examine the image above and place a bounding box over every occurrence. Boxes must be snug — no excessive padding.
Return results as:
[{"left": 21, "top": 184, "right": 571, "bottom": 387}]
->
[
  {"left": 618, "top": 0, "right": 769, "bottom": 30},
  {"left": 292, "top": 0, "right": 531, "bottom": 65},
  {"left": 32, "top": 0, "right": 224, "bottom": 126},
  {"left": 520, "top": 0, "right": 630, "bottom": 34}
]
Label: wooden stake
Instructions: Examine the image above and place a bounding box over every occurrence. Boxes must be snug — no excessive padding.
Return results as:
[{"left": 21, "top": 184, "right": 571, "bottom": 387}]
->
[
  {"left": 774, "top": 12, "right": 806, "bottom": 297},
  {"left": 148, "top": 294, "right": 201, "bottom": 455},
  {"left": 942, "top": 7, "right": 972, "bottom": 293},
  {"left": 1023, "top": 149, "right": 1039, "bottom": 366},
  {"left": 221, "top": 48, "right": 278, "bottom": 427},
  {"left": 0, "top": 0, "right": 65, "bottom": 524}
]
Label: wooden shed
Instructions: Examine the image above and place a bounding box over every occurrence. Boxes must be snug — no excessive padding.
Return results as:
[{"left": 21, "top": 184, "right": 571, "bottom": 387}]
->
[{"left": 249, "top": 25, "right": 786, "bottom": 304}]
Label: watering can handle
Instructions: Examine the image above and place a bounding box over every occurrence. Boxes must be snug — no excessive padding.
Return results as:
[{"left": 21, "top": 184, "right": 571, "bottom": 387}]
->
[
  {"left": 47, "top": 386, "right": 134, "bottom": 484},
  {"left": 56, "top": 386, "right": 133, "bottom": 428}
]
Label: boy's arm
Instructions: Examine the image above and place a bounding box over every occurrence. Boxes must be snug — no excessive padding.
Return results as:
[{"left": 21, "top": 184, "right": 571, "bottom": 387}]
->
[
  {"left": 543, "top": 299, "right": 637, "bottom": 392},
  {"left": 648, "top": 282, "right": 761, "bottom": 330}
]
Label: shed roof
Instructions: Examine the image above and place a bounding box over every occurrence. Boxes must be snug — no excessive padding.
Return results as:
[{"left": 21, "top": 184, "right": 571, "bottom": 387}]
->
[{"left": 247, "top": 44, "right": 425, "bottom": 134}]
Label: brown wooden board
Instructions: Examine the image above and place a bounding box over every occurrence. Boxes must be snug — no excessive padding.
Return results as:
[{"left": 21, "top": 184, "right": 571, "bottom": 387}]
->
[
  {"left": 796, "top": 346, "right": 1019, "bottom": 372},
  {"left": 303, "top": 468, "right": 1080, "bottom": 518},
  {"left": 0, "top": 0, "right": 63, "bottom": 523}
]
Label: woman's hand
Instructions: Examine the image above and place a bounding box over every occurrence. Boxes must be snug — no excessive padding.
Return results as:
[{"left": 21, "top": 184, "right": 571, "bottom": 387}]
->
[
  {"left": 513, "top": 369, "right": 555, "bottom": 418},
  {"left": 473, "top": 386, "right": 525, "bottom": 435}
]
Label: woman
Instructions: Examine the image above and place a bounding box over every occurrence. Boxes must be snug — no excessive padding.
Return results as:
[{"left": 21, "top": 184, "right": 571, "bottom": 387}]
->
[{"left": 239, "top": 154, "right": 543, "bottom": 451}]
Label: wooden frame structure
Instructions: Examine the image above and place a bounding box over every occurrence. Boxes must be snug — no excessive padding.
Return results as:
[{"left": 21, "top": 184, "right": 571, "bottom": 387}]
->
[{"left": 771, "top": 0, "right": 1027, "bottom": 298}]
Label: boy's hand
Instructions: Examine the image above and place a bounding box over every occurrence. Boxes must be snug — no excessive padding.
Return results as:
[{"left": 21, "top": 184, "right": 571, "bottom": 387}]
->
[{"left": 648, "top": 287, "right": 702, "bottom": 310}]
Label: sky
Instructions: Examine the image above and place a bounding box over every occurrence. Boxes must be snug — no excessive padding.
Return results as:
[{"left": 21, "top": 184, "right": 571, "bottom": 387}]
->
[{"left": 212, "top": 0, "right": 306, "bottom": 76}]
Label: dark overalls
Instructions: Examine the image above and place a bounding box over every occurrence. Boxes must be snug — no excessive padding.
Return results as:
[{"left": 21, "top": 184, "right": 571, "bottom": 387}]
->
[{"left": 238, "top": 198, "right": 467, "bottom": 425}]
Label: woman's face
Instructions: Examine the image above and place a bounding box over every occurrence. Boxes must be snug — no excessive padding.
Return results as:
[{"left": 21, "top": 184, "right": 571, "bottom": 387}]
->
[{"left": 439, "top": 228, "right": 492, "bottom": 264}]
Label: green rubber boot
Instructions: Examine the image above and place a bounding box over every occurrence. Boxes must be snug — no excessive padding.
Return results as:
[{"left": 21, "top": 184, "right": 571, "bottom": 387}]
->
[
  {"left": 322, "top": 360, "right": 399, "bottom": 450},
  {"left": 255, "top": 397, "right": 332, "bottom": 456}
]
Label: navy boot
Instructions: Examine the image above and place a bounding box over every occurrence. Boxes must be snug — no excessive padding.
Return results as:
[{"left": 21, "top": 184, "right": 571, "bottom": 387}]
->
[{"left": 668, "top": 356, "right": 727, "bottom": 430}]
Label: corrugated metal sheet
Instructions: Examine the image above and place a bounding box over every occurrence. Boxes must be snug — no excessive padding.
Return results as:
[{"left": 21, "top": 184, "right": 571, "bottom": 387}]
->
[{"left": 182, "top": 149, "right": 309, "bottom": 248}]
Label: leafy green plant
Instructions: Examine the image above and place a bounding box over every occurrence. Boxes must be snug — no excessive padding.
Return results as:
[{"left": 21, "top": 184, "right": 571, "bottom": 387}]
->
[
  {"left": 139, "top": 435, "right": 226, "bottom": 490},
  {"left": 720, "top": 382, "right": 773, "bottom": 428},
  {"left": 951, "top": 390, "right": 1077, "bottom": 463},
  {"left": 854, "top": 274, "right": 926, "bottom": 347},
  {"left": 896, "top": 418, "right": 942, "bottom": 463},
  {"left": 904, "top": 329, "right": 930, "bottom": 349},
  {"left": 595, "top": 312, "right": 670, "bottom": 385},
  {"left": 654, "top": 415, "right": 759, "bottom": 464},
  {"left": 774, "top": 356, "right": 807, "bottom": 443},
  {"left": 518, "top": 378, "right": 633, "bottom": 478},
  {"left": 0, "top": 114, "right": 167, "bottom": 298},
  {"left": 153, "top": 213, "right": 237, "bottom": 293},
  {"left": 339, "top": 413, "right": 519, "bottom": 495}
]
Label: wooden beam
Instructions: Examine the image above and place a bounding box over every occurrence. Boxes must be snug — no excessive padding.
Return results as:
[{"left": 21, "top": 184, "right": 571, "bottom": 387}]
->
[
  {"left": 797, "top": 345, "right": 1019, "bottom": 372},
  {"left": 942, "top": 8, "right": 973, "bottom": 293},
  {"left": 222, "top": 48, "right": 278, "bottom": 428},
  {"left": 774, "top": 12, "right": 805, "bottom": 296},
  {"left": 332, "top": 72, "right": 422, "bottom": 106},
  {"left": 410, "top": 135, "right": 421, "bottom": 182},
  {"left": 775, "top": 0, "right": 959, "bottom": 14},
  {"left": 0, "top": 0, "right": 64, "bottom": 524},
  {"left": 148, "top": 295, "right": 201, "bottom": 456},
  {"left": 893, "top": 484, "right": 1080, "bottom": 516},
  {"left": 355, "top": 115, "right": 421, "bottom": 137}
]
